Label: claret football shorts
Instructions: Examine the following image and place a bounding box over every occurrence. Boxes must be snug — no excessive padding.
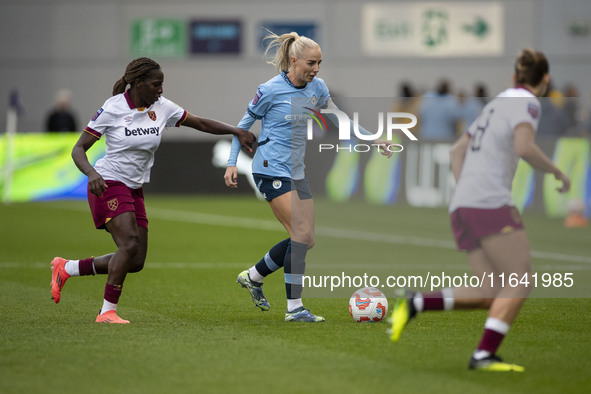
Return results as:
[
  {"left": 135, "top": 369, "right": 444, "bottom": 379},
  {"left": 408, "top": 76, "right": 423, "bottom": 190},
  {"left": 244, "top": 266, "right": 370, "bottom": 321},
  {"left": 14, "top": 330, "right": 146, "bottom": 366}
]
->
[
  {"left": 88, "top": 180, "right": 148, "bottom": 230},
  {"left": 451, "top": 205, "right": 524, "bottom": 251}
]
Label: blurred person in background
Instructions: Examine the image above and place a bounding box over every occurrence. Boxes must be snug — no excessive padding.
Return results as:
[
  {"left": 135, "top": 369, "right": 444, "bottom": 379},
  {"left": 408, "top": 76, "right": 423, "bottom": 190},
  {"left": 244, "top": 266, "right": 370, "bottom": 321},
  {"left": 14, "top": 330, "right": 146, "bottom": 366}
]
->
[
  {"left": 389, "top": 49, "right": 571, "bottom": 372},
  {"left": 560, "top": 83, "right": 588, "bottom": 137},
  {"left": 46, "top": 89, "right": 78, "bottom": 132},
  {"left": 537, "top": 81, "right": 567, "bottom": 137},
  {"left": 418, "top": 79, "right": 462, "bottom": 141},
  {"left": 50, "top": 57, "right": 255, "bottom": 324},
  {"left": 562, "top": 83, "right": 580, "bottom": 132},
  {"left": 391, "top": 81, "right": 422, "bottom": 134},
  {"left": 459, "top": 83, "right": 488, "bottom": 133}
]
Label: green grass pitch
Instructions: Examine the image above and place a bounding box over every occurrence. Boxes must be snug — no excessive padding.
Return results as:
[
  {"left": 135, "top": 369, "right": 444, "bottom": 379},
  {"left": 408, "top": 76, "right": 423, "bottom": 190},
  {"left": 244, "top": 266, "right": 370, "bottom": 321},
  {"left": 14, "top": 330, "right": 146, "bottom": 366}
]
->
[{"left": 1, "top": 196, "right": 590, "bottom": 393}]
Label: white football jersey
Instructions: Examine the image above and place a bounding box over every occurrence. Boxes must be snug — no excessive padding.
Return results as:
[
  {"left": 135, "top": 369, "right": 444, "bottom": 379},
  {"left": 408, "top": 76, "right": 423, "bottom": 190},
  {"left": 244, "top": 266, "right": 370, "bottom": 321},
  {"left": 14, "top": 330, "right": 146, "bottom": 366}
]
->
[
  {"left": 449, "top": 87, "right": 541, "bottom": 212},
  {"left": 84, "top": 91, "right": 187, "bottom": 189}
]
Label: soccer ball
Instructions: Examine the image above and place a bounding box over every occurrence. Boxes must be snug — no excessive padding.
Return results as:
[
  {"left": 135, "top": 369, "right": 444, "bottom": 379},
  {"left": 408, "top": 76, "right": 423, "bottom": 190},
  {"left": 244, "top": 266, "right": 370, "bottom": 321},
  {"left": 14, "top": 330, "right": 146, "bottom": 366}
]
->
[{"left": 349, "top": 287, "right": 389, "bottom": 323}]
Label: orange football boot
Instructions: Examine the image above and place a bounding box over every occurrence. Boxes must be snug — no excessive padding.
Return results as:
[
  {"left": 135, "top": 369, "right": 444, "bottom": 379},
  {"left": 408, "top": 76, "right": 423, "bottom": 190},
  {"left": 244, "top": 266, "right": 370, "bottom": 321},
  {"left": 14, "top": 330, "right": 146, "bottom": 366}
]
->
[
  {"left": 51, "top": 257, "right": 70, "bottom": 303},
  {"left": 95, "top": 310, "right": 130, "bottom": 324}
]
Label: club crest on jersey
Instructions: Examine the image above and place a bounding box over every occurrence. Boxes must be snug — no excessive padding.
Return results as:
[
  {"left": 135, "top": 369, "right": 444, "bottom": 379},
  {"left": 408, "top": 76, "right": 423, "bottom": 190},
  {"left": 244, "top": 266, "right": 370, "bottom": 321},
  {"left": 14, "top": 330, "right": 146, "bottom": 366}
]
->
[
  {"left": 527, "top": 102, "right": 539, "bottom": 119},
  {"left": 252, "top": 88, "right": 263, "bottom": 106},
  {"left": 272, "top": 180, "right": 282, "bottom": 189},
  {"left": 124, "top": 116, "right": 133, "bottom": 124},
  {"left": 91, "top": 108, "right": 104, "bottom": 121},
  {"left": 148, "top": 111, "right": 157, "bottom": 121},
  {"left": 107, "top": 198, "right": 119, "bottom": 211}
]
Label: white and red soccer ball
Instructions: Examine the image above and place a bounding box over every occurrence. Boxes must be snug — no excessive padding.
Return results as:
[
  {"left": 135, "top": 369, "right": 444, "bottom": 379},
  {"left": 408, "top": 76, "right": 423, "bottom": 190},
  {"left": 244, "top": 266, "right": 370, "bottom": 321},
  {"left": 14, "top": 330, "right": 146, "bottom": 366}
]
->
[{"left": 349, "top": 287, "right": 389, "bottom": 323}]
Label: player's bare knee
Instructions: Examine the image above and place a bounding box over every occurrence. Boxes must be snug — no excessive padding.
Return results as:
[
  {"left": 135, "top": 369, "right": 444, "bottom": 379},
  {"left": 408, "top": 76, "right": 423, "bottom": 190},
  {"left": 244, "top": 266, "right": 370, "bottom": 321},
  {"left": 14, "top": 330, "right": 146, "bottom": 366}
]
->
[
  {"left": 291, "top": 234, "right": 314, "bottom": 248},
  {"left": 119, "top": 235, "right": 140, "bottom": 258},
  {"left": 129, "top": 257, "right": 145, "bottom": 273}
]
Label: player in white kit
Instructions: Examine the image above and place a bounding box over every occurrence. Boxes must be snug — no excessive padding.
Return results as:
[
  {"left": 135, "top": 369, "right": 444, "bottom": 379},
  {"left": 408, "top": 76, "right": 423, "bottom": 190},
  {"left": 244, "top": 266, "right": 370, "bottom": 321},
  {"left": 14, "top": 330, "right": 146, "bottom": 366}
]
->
[
  {"left": 50, "top": 57, "right": 255, "bottom": 323},
  {"left": 388, "top": 49, "right": 570, "bottom": 371}
]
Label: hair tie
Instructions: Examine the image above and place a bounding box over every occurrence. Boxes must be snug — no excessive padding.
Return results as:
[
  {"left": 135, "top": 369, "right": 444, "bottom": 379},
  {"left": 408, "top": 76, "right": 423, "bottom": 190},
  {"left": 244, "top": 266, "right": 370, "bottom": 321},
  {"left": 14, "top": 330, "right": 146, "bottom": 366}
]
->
[{"left": 122, "top": 76, "right": 128, "bottom": 85}]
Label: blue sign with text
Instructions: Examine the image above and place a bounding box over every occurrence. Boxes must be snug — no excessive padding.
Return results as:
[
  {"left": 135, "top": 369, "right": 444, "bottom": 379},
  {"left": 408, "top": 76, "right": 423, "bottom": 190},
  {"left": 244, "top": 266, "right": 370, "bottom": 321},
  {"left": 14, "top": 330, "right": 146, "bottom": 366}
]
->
[
  {"left": 190, "top": 20, "right": 242, "bottom": 54},
  {"left": 258, "top": 22, "right": 318, "bottom": 51}
]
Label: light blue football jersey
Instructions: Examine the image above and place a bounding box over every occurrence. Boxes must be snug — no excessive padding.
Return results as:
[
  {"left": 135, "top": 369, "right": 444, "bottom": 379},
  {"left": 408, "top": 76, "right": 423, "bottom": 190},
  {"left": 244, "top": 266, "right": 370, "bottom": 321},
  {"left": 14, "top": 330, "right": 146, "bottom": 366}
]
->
[{"left": 229, "top": 71, "right": 330, "bottom": 180}]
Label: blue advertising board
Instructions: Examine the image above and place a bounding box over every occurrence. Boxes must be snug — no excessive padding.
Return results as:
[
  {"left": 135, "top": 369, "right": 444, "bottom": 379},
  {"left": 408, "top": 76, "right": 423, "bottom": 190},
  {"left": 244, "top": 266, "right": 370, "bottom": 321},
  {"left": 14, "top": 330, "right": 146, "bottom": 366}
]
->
[
  {"left": 190, "top": 20, "right": 242, "bottom": 54},
  {"left": 258, "top": 22, "right": 318, "bottom": 51}
]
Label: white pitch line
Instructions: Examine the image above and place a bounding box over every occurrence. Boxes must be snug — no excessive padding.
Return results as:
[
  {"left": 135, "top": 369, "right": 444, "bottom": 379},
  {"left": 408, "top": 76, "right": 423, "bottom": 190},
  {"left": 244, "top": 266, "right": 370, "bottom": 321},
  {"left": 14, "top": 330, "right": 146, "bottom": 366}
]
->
[
  {"left": 530, "top": 251, "right": 591, "bottom": 264},
  {"left": 149, "top": 207, "right": 282, "bottom": 232},
  {"left": 52, "top": 205, "right": 591, "bottom": 265}
]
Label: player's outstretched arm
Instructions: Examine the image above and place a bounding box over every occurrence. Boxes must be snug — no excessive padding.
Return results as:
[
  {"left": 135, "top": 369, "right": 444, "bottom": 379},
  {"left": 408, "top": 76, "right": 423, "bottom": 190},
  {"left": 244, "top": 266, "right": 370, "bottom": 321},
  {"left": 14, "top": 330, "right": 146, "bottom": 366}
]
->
[
  {"left": 514, "top": 122, "right": 570, "bottom": 193},
  {"left": 182, "top": 113, "right": 255, "bottom": 152}
]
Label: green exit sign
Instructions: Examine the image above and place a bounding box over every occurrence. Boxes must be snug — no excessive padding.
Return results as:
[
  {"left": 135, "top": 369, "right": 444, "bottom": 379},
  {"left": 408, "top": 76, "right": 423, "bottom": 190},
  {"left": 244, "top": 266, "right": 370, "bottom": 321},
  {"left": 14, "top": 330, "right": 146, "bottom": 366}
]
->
[{"left": 130, "top": 19, "right": 186, "bottom": 57}]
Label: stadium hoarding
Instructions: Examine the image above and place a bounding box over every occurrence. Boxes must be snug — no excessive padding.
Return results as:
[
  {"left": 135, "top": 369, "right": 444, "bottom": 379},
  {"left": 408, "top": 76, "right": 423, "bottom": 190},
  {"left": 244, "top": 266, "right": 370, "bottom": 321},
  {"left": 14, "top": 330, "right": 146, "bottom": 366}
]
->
[
  {"left": 256, "top": 22, "right": 319, "bottom": 51},
  {"left": 130, "top": 19, "right": 187, "bottom": 58},
  {"left": 189, "top": 19, "right": 242, "bottom": 54},
  {"left": 2, "top": 103, "right": 589, "bottom": 215},
  {"left": 543, "top": 137, "right": 590, "bottom": 218},
  {"left": 361, "top": 1, "right": 504, "bottom": 56},
  {"left": 0, "top": 133, "right": 105, "bottom": 202}
]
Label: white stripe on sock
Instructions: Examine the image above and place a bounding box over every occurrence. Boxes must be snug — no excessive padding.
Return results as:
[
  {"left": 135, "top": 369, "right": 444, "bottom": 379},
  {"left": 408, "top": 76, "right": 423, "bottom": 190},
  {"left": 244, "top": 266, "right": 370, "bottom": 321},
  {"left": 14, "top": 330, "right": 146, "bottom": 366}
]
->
[
  {"left": 413, "top": 293, "right": 424, "bottom": 313},
  {"left": 287, "top": 298, "right": 303, "bottom": 312},
  {"left": 64, "top": 260, "right": 80, "bottom": 276},
  {"left": 248, "top": 266, "right": 264, "bottom": 283},
  {"left": 473, "top": 349, "right": 492, "bottom": 360},
  {"left": 442, "top": 287, "right": 455, "bottom": 311},
  {"left": 484, "top": 317, "right": 510, "bottom": 335},
  {"left": 100, "top": 300, "right": 117, "bottom": 315}
]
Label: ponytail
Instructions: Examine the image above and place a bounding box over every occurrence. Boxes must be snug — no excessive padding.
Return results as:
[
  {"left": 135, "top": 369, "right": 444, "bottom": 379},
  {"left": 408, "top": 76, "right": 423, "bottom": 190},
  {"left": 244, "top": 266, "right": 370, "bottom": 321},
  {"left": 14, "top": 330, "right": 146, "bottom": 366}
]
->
[
  {"left": 112, "top": 57, "right": 161, "bottom": 96},
  {"left": 263, "top": 31, "right": 320, "bottom": 73},
  {"left": 112, "top": 77, "right": 128, "bottom": 96}
]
